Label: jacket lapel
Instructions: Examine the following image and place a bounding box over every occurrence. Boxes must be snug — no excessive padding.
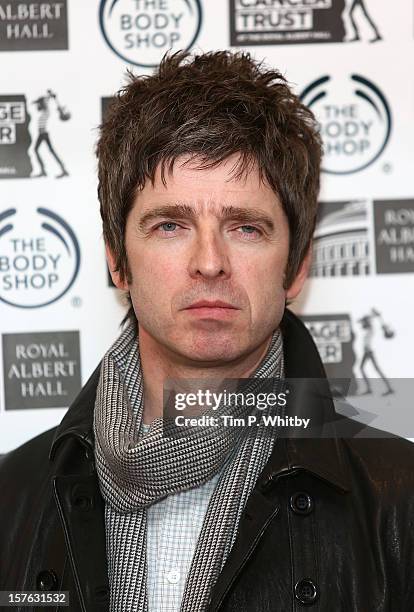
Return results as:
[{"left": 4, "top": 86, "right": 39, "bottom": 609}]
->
[
  {"left": 53, "top": 473, "right": 110, "bottom": 612},
  {"left": 207, "top": 486, "right": 281, "bottom": 612},
  {"left": 50, "top": 364, "right": 109, "bottom": 611},
  {"left": 207, "top": 309, "right": 352, "bottom": 610}
]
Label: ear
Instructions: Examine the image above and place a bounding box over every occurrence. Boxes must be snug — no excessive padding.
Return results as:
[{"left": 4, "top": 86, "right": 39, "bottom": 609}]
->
[
  {"left": 105, "top": 243, "right": 129, "bottom": 290},
  {"left": 286, "top": 244, "right": 313, "bottom": 301}
]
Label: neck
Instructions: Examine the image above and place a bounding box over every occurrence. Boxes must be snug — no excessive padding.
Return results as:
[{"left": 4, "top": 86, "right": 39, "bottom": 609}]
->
[{"left": 138, "top": 325, "right": 276, "bottom": 425}]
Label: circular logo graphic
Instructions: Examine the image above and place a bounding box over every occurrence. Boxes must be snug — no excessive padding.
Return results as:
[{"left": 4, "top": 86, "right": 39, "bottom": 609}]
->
[
  {"left": 300, "top": 74, "right": 392, "bottom": 175},
  {"left": 0, "top": 206, "right": 80, "bottom": 308},
  {"left": 99, "top": 0, "right": 202, "bottom": 67}
]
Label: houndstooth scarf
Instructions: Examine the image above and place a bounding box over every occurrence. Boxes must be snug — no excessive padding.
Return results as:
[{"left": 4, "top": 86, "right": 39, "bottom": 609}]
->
[{"left": 93, "top": 321, "right": 284, "bottom": 612}]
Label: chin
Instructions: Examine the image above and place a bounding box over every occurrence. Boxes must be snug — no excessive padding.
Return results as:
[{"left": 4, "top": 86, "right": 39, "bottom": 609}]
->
[{"left": 180, "top": 333, "right": 243, "bottom": 363}]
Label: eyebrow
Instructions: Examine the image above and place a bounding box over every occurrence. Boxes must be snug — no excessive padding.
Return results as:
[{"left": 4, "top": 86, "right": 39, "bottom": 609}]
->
[{"left": 137, "top": 204, "right": 276, "bottom": 233}]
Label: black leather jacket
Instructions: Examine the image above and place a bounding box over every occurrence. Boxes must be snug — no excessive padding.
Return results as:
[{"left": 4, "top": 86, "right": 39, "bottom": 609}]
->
[{"left": 1, "top": 309, "right": 414, "bottom": 612}]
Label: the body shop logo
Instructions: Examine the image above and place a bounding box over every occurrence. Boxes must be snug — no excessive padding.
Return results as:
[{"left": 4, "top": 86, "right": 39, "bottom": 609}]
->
[
  {"left": 99, "top": 0, "right": 202, "bottom": 67},
  {"left": 300, "top": 74, "right": 391, "bottom": 174},
  {"left": 0, "top": 206, "right": 80, "bottom": 308}
]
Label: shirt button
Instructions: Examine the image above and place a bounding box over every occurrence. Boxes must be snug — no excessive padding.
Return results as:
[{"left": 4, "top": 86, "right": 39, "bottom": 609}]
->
[{"left": 166, "top": 570, "right": 180, "bottom": 584}]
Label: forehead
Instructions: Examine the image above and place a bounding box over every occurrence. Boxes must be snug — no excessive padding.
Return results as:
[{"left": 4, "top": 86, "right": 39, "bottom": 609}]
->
[{"left": 137, "top": 153, "right": 279, "bottom": 211}]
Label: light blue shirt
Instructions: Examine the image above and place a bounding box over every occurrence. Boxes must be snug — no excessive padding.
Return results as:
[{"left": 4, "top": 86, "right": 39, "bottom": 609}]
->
[{"left": 140, "top": 422, "right": 222, "bottom": 612}]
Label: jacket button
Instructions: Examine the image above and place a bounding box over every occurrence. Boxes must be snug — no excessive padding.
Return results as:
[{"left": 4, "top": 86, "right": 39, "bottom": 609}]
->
[
  {"left": 95, "top": 586, "right": 110, "bottom": 602},
  {"left": 73, "top": 495, "right": 93, "bottom": 510},
  {"left": 36, "top": 570, "right": 58, "bottom": 591},
  {"left": 290, "top": 491, "right": 314, "bottom": 515},
  {"left": 294, "top": 579, "right": 319, "bottom": 605},
  {"left": 71, "top": 485, "right": 93, "bottom": 511}
]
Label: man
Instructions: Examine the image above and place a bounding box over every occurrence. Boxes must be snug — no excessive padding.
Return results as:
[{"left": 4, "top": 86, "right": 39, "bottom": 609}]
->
[{"left": 1, "top": 51, "right": 414, "bottom": 612}]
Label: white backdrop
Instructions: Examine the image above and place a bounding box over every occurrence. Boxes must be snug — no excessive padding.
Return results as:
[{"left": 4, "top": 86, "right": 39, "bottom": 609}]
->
[{"left": 1, "top": 0, "right": 413, "bottom": 452}]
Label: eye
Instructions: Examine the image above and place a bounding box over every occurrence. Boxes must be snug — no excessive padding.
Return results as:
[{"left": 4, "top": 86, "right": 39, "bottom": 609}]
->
[
  {"left": 155, "top": 222, "right": 181, "bottom": 234},
  {"left": 236, "top": 225, "right": 263, "bottom": 239}
]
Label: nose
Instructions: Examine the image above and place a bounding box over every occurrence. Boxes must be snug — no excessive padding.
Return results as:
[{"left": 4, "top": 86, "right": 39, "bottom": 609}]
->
[{"left": 188, "top": 227, "right": 231, "bottom": 280}]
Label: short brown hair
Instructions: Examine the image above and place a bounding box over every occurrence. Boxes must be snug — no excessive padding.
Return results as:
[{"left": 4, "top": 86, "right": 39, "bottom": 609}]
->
[{"left": 97, "top": 50, "right": 322, "bottom": 317}]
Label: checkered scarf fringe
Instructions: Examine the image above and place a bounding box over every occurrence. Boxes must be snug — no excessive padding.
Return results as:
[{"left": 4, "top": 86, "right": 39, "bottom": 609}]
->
[{"left": 93, "top": 322, "right": 284, "bottom": 612}]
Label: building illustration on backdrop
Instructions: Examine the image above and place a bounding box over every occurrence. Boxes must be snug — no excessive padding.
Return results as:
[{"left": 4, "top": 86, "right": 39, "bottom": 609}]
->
[{"left": 310, "top": 200, "right": 370, "bottom": 278}]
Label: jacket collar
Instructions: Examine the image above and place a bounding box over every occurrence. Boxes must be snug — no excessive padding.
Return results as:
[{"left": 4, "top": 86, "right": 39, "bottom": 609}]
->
[
  {"left": 50, "top": 308, "right": 351, "bottom": 491},
  {"left": 49, "top": 362, "right": 101, "bottom": 461},
  {"left": 254, "top": 307, "right": 351, "bottom": 493}
]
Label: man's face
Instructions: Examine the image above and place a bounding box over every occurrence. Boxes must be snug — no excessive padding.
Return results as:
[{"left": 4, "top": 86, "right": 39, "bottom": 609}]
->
[{"left": 109, "top": 154, "right": 308, "bottom": 365}]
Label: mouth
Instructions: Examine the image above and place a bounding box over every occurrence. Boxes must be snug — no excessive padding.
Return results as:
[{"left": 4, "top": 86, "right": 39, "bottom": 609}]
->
[
  {"left": 186, "top": 300, "right": 239, "bottom": 309},
  {"left": 183, "top": 301, "right": 240, "bottom": 320}
]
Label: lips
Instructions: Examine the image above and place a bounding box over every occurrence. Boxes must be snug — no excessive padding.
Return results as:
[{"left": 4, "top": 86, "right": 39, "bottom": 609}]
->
[{"left": 186, "top": 300, "right": 239, "bottom": 309}]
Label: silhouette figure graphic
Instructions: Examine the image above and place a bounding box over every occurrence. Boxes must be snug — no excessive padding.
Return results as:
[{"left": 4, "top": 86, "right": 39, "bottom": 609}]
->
[
  {"left": 344, "top": 0, "right": 382, "bottom": 43},
  {"left": 358, "top": 308, "right": 394, "bottom": 396},
  {"left": 32, "top": 89, "right": 70, "bottom": 179}
]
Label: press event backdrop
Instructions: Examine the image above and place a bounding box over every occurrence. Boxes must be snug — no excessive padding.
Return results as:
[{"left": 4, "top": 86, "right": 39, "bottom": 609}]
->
[{"left": 0, "top": 0, "right": 413, "bottom": 453}]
